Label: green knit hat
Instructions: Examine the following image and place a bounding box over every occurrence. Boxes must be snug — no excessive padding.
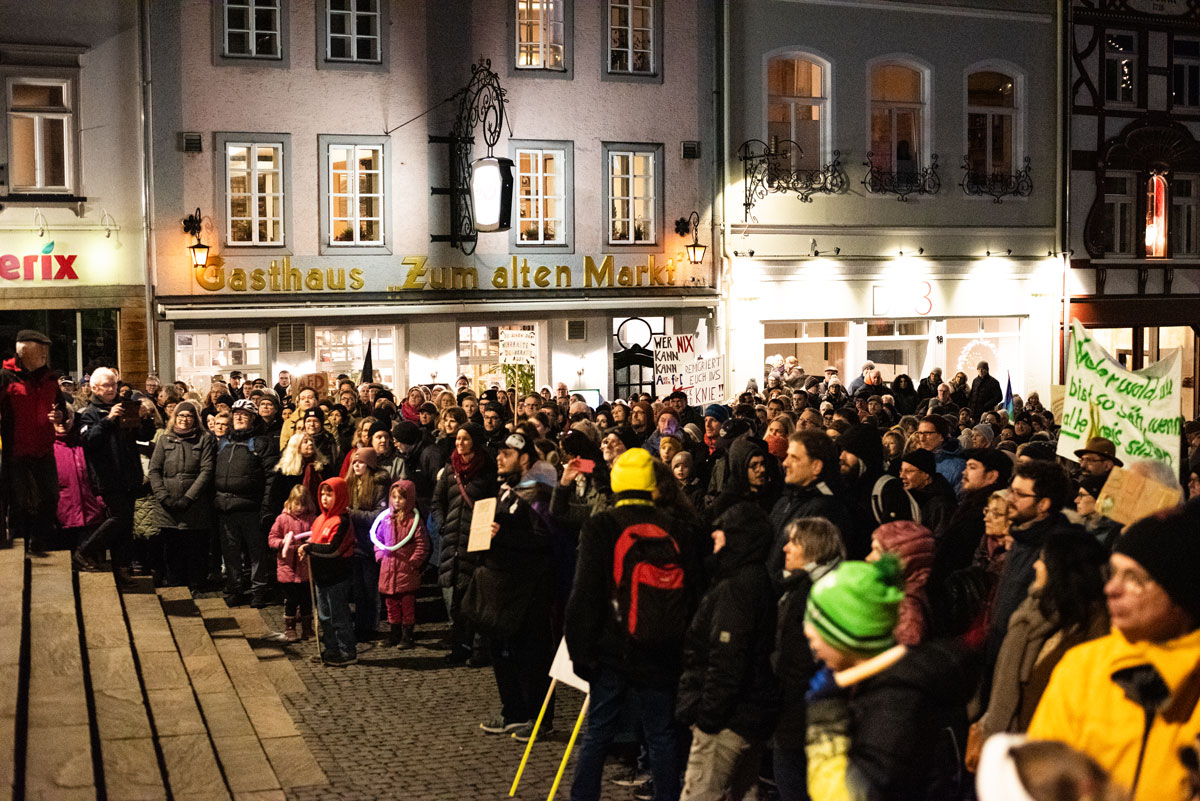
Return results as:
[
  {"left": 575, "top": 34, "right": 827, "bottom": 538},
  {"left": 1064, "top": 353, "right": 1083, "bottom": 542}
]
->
[{"left": 805, "top": 556, "right": 905, "bottom": 655}]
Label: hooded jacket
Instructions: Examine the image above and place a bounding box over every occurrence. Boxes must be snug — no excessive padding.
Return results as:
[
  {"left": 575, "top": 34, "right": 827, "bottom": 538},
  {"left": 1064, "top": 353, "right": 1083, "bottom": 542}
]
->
[
  {"left": 708, "top": 437, "right": 781, "bottom": 522},
  {"left": 148, "top": 425, "right": 217, "bottom": 531},
  {"left": 55, "top": 426, "right": 106, "bottom": 528},
  {"left": 267, "top": 509, "right": 314, "bottom": 584},
  {"left": 308, "top": 477, "right": 354, "bottom": 587},
  {"left": 372, "top": 479, "right": 431, "bottom": 595},
  {"left": 873, "top": 522, "right": 935, "bottom": 647},
  {"left": 676, "top": 502, "right": 780, "bottom": 741}
]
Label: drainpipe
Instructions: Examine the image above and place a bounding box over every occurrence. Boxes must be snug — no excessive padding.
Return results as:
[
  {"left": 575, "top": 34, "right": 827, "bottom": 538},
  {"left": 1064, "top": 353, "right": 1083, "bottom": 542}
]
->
[
  {"left": 1057, "top": 1, "right": 1071, "bottom": 384},
  {"left": 139, "top": 0, "right": 159, "bottom": 375},
  {"left": 717, "top": 0, "right": 733, "bottom": 396}
]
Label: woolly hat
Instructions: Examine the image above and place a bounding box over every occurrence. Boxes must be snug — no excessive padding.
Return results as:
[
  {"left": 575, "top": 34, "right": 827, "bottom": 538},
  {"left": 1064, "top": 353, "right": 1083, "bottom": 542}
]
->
[
  {"left": 1019, "top": 441, "right": 1058, "bottom": 462},
  {"left": 303, "top": 407, "right": 325, "bottom": 424},
  {"left": 806, "top": 556, "right": 905, "bottom": 655},
  {"left": 610, "top": 447, "right": 656, "bottom": 498},
  {"left": 392, "top": 420, "right": 422, "bottom": 446},
  {"left": 613, "top": 426, "right": 642, "bottom": 451},
  {"left": 972, "top": 422, "right": 995, "bottom": 444},
  {"left": 838, "top": 424, "right": 884, "bottom": 470},
  {"left": 351, "top": 447, "right": 378, "bottom": 468},
  {"left": 174, "top": 400, "right": 201, "bottom": 423},
  {"left": 215, "top": 394, "right": 235, "bottom": 408},
  {"left": 256, "top": 390, "right": 280, "bottom": 409},
  {"left": 631, "top": 400, "right": 655, "bottom": 421},
  {"left": 368, "top": 419, "right": 391, "bottom": 440},
  {"left": 704, "top": 403, "right": 731, "bottom": 423},
  {"left": 1077, "top": 472, "right": 1107, "bottom": 500},
  {"left": 683, "top": 422, "right": 703, "bottom": 444},
  {"left": 500, "top": 431, "right": 538, "bottom": 461},
  {"left": 900, "top": 449, "right": 936, "bottom": 477},
  {"left": 418, "top": 402, "right": 438, "bottom": 416},
  {"left": 1114, "top": 507, "right": 1200, "bottom": 625},
  {"left": 457, "top": 423, "right": 486, "bottom": 454}
]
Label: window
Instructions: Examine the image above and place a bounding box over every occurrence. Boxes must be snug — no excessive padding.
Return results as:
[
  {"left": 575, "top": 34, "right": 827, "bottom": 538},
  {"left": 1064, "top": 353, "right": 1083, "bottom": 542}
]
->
[
  {"left": 763, "top": 321, "right": 849, "bottom": 384},
  {"left": 869, "top": 63, "right": 925, "bottom": 176},
  {"left": 516, "top": 147, "right": 565, "bottom": 245},
  {"left": 1105, "top": 32, "right": 1136, "bottom": 105},
  {"left": 174, "top": 330, "right": 264, "bottom": 393},
  {"left": 315, "top": 326, "right": 396, "bottom": 388},
  {"left": 944, "top": 318, "right": 1022, "bottom": 382},
  {"left": 223, "top": 0, "right": 281, "bottom": 59},
  {"left": 767, "top": 54, "right": 827, "bottom": 165},
  {"left": 966, "top": 70, "right": 1016, "bottom": 182},
  {"left": 326, "top": 0, "right": 379, "bottom": 62},
  {"left": 318, "top": 134, "right": 389, "bottom": 254},
  {"left": 605, "top": 146, "right": 660, "bottom": 245},
  {"left": 866, "top": 319, "right": 932, "bottom": 382},
  {"left": 517, "top": 0, "right": 565, "bottom": 70},
  {"left": 1174, "top": 38, "right": 1200, "bottom": 109},
  {"left": 1171, "top": 177, "right": 1200, "bottom": 257},
  {"left": 1146, "top": 174, "right": 1167, "bottom": 258},
  {"left": 225, "top": 141, "right": 284, "bottom": 245},
  {"left": 7, "top": 78, "right": 72, "bottom": 193},
  {"left": 608, "top": 0, "right": 652, "bottom": 74},
  {"left": 1103, "top": 174, "right": 1135, "bottom": 256},
  {"left": 458, "top": 324, "right": 536, "bottom": 391}
]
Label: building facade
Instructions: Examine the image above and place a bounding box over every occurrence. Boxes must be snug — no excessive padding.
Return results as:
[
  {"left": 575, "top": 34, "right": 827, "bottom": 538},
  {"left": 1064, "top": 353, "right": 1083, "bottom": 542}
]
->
[
  {"left": 1066, "top": 0, "right": 1200, "bottom": 416},
  {"left": 147, "top": 0, "right": 718, "bottom": 398},
  {"left": 718, "top": 0, "right": 1061, "bottom": 399},
  {"left": 0, "top": 2, "right": 151, "bottom": 381}
]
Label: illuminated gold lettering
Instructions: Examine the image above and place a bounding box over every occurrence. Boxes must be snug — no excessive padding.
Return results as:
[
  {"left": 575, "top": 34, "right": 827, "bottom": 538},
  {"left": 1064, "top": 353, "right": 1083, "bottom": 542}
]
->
[
  {"left": 250, "top": 269, "right": 266, "bottom": 291},
  {"left": 453, "top": 267, "right": 478, "bottom": 289},
  {"left": 618, "top": 264, "right": 634, "bottom": 286},
  {"left": 326, "top": 268, "right": 345, "bottom": 290},
  {"left": 665, "top": 259, "right": 676, "bottom": 285},
  {"left": 229, "top": 268, "right": 248, "bottom": 291},
  {"left": 269, "top": 261, "right": 281, "bottom": 291},
  {"left": 493, "top": 263, "right": 509, "bottom": 288},
  {"left": 520, "top": 258, "right": 531, "bottom": 287},
  {"left": 349, "top": 268, "right": 365, "bottom": 290},
  {"left": 555, "top": 264, "right": 570, "bottom": 287},
  {"left": 533, "top": 265, "right": 550, "bottom": 287},
  {"left": 195, "top": 265, "right": 225, "bottom": 291},
  {"left": 305, "top": 269, "right": 323, "bottom": 290},
  {"left": 428, "top": 266, "right": 446, "bottom": 289},
  {"left": 636, "top": 261, "right": 649, "bottom": 286},
  {"left": 402, "top": 256, "right": 428, "bottom": 289},
  {"left": 585, "top": 255, "right": 614, "bottom": 287}
]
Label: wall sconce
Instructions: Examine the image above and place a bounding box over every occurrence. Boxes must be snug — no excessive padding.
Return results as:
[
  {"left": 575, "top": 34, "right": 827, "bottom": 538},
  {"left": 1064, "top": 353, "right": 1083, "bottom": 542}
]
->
[
  {"left": 898, "top": 248, "right": 923, "bottom": 257},
  {"left": 182, "top": 208, "right": 210, "bottom": 268},
  {"left": 986, "top": 249, "right": 1011, "bottom": 257},
  {"left": 471, "top": 156, "right": 514, "bottom": 232},
  {"left": 810, "top": 238, "right": 840, "bottom": 257},
  {"left": 675, "top": 212, "right": 707, "bottom": 264}
]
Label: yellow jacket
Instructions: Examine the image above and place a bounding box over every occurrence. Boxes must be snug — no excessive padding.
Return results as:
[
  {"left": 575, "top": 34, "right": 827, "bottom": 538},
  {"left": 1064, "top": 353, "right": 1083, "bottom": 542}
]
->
[{"left": 1028, "top": 627, "right": 1200, "bottom": 801}]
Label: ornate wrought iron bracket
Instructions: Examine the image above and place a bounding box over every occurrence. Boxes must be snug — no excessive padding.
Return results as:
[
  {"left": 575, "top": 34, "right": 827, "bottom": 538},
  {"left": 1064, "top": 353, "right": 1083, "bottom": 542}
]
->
[
  {"left": 862, "top": 152, "right": 940, "bottom": 201},
  {"left": 738, "top": 139, "right": 847, "bottom": 220},
  {"left": 430, "top": 57, "right": 510, "bottom": 255},
  {"left": 960, "top": 156, "right": 1032, "bottom": 203}
]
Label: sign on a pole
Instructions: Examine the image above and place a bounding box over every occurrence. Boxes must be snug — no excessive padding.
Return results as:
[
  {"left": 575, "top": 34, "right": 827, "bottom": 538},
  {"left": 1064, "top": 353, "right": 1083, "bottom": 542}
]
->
[
  {"left": 499, "top": 328, "right": 536, "bottom": 365},
  {"left": 653, "top": 334, "right": 696, "bottom": 392}
]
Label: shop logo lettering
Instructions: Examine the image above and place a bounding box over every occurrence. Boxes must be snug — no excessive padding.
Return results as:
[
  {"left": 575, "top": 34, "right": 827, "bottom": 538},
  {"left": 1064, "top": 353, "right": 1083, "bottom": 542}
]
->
[{"left": 0, "top": 242, "right": 79, "bottom": 281}]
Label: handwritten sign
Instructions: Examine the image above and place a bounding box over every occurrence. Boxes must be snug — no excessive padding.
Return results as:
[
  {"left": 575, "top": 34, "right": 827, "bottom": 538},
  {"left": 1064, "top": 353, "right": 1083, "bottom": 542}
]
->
[
  {"left": 681, "top": 355, "right": 725, "bottom": 407},
  {"left": 1056, "top": 320, "right": 1183, "bottom": 471},
  {"left": 653, "top": 334, "right": 696, "bottom": 392},
  {"left": 499, "top": 328, "right": 536, "bottom": 366},
  {"left": 1096, "top": 465, "right": 1182, "bottom": 525},
  {"left": 466, "top": 497, "right": 497, "bottom": 552}
]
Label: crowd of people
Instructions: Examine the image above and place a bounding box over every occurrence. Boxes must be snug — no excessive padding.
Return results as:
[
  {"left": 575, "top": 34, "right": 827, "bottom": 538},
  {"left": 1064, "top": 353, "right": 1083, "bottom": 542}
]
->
[{"left": 3, "top": 330, "right": 1200, "bottom": 801}]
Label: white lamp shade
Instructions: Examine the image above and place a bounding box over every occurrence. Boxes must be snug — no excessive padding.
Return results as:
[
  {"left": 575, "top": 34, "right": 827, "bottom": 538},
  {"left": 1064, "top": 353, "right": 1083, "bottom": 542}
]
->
[{"left": 471, "top": 156, "right": 514, "bottom": 232}]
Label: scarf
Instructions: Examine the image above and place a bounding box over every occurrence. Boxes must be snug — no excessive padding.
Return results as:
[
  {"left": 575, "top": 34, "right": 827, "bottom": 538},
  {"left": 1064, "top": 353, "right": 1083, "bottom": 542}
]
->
[
  {"left": 400, "top": 401, "right": 421, "bottom": 423},
  {"left": 451, "top": 447, "right": 484, "bottom": 482},
  {"left": 300, "top": 461, "right": 323, "bottom": 505},
  {"left": 704, "top": 431, "right": 719, "bottom": 455}
]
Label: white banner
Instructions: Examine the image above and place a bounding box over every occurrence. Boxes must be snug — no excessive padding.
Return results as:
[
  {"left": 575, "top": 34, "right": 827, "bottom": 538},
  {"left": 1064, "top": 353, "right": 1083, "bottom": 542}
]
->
[
  {"left": 681, "top": 355, "right": 725, "bottom": 407},
  {"left": 499, "top": 328, "right": 537, "bottom": 366},
  {"left": 652, "top": 334, "right": 697, "bottom": 394}
]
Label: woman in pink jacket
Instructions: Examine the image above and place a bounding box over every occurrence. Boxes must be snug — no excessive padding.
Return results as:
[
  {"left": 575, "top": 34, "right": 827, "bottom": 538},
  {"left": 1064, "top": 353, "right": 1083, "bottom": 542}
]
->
[
  {"left": 371, "top": 479, "right": 430, "bottom": 649},
  {"left": 267, "top": 484, "right": 317, "bottom": 642},
  {"left": 55, "top": 412, "right": 107, "bottom": 557}
]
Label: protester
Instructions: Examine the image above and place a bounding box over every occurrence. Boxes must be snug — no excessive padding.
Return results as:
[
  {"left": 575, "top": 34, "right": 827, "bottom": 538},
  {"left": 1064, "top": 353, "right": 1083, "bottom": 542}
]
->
[
  {"left": 867, "top": 521, "right": 935, "bottom": 646},
  {"left": 298, "top": 477, "right": 357, "bottom": 667},
  {"left": 345, "top": 446, "right": 389, "bottom": 640},
  {"left": 214, "top": 399, "right": 278, "bottom": 605}
]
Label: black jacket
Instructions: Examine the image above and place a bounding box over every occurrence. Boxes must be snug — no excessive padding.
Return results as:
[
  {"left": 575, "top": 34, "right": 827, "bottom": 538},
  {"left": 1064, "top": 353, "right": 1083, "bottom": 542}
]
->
[
  {"left": 908, "top": 474, "right": 957, "bottom": 536},
  {"left": 214, "top": 421, "right": 279, "bottom": 516},
  {"left": 79, "top": 398, "right": 151, "bottom": 496},
  {"left": 708, "top": 437, "right": 780, "bottom": 522},
  {"left": 969, "top": 373, "right": 1003, "bottom": 419},
  {"left": 772, "top": 569, "right": 816, "bottom": 748},
  {"left": 768, "top": 479, "right": 858, "bottom": 575},
  {"left": 676, "top": 503, "right": 779, "bottom": 741},
  {"left": 432, "top": 459, "right": 499, "bottom": 591}
]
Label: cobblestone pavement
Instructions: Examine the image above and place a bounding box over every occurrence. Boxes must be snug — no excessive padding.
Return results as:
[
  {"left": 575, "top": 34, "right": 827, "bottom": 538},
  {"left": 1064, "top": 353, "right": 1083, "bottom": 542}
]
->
[{"left": 258, "top": 593, "right": 646, "bottom": 801}]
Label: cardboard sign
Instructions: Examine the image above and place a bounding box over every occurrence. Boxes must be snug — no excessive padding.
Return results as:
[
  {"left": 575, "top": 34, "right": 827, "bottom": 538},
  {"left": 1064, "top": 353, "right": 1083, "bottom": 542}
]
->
[
  {"left": 653, "top": 334, "right": 697, "bottom": 392},
  {"left": 1056, "top": 320, "right": 1183, "bottom": 472},
  {"left": 1096, "top": 465, "right": 1183, "bottom": 526},
  {"left": 499, "top": 328, "right": 537, "bottom": 365},
  {"left": 549, "top": 637, "right": 589, "bottom": 693},
  {"left": 466, "top": 497, "right": 497, "bottom": 552},
  {"left": 681, "top": 355, "right": 725, "bottom": 407}
]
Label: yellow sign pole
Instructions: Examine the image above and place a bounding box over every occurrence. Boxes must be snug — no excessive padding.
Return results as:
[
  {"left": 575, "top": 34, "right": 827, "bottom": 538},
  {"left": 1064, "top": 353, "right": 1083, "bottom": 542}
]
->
[
  {"left": 546, "top": 694, "right": 590, "bottom": 801},
  {"left": 509, "top": 679, "right": 558, "bottom": 796}
]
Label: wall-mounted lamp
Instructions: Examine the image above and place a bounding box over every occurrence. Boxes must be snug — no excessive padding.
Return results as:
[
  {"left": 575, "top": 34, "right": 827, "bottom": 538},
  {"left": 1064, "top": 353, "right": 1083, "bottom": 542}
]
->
[
  {"left": 100, "top": 209, "right": 116, "bottom": 239},
  {"left": 1047, "top": 249, "right": 1075, "bottom": 258},
  {"left": 471, "top": 156, "right": 514, "bottom": 232},
  {"left": 33, "top": 208, "right": 47, "bottom": 238},
  {"left": 182, "top": 208, "right": 210, "bottom": 268},
  {"left": 675, "top": 212, "right": 707, "bottom": 264},
  {"left": 810, "top": 238, "right": 840, "bottom": 257},
  {"left": 898, "top": 248, "right": 923, "bottom": 257},
  {"left": 986, "top": 249, "right": 1012, "bottom": 257}
]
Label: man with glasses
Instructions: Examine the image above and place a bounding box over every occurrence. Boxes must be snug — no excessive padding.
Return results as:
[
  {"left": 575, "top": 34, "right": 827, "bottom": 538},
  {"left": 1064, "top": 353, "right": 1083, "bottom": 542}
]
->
[
  {"left": 915, "top": 415, "right": 966, "bottom": 494},
  {"left": 1073, "top": 436, "right": 1121, "bottom": 481}
]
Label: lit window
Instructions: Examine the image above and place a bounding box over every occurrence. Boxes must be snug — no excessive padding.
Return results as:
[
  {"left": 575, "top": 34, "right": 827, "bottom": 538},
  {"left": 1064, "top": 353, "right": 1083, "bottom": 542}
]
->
[
  {"left": 767, "top": 54, "right": 826, "bottom": 165},
  {"left": 517, "top": 0, "right": 565, "bottom": 70},
  {"left": 1173, "top": 38, "right": 1200, "bottom": 109},
  {"left": 516, "top": 148, "right": 565, "bottom": 244},
  {"left": 226, "top": 142, "right": 284, "bottom": 245},
  {"left": 326, "top": 0, "right": 379, "bottom": 63},
  {"left": 327, "top": 144, "right": 383, "bottom": 245},
  {"left": 1103, "top": 174, "right": 1135, "bottom": 256},
  {"left": 1105, "top": 32, "right": 1136, "bottom": 105},
  {"left": 966, "top": 71, "right": 1016, "bottom": 181},
  {"left": 1171, "top": 177, "right": 1200, "bottom": 257},
  {"left": 1146, "top": 174, "right": 1166, "bottom": 258},
  {"left": 223, "top": 0, "right": 281, "bottom": 59},
  {"left": 608, "top": 149, "right": 656, "bottom": 244},
  {"left": 609, "top": 0, "right": 653, "bottom": 74},
  {"left": 869, "top": 63, "right": 925, "bottom": 175},
  {"left": 7, "top": 78, "right": 72, "bottom": 193}
]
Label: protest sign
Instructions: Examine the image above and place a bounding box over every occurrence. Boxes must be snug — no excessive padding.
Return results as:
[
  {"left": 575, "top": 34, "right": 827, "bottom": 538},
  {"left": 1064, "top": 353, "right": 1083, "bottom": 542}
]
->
[
  {"left": 1056, "top": 320, "right": 1183, "bottom": 472},
  {"left": 466, "top": 497, "right": 497, "bottom": 552},
  {"left": 499, "top": 328, "right": 536, "bottom": 365},
  {"left": 653, "top": 334, "right": 696, "bottom": 392},
  {"left": 1096, "top": 465, "right": 1183, "bottom": 525},
  {"left": 549, "top": 637, "right": 589, "bottom": 693},
  {"left": 680, "top": 355, "right": 725, "bottom": 407}
]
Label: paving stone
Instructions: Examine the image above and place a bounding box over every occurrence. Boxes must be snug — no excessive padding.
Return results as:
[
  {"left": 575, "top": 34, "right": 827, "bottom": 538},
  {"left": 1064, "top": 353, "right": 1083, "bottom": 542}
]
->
[
  {"left": 212, "top": 734, "right": 281, "bottom": 793},
  {"left": 233, "top": 792, "right": 287, "bottom": 801},
  {"left": 259, "top": 735, "right": 326, "bottom": 789},
  {"left": 194, "top": 597, "right": 230, "bottom": 613},
  {"left": 240, "top": 693, "right": 299, "bottom": 739},
  {"left": 93, "top": 684, "right": 153, "bottom": 740},
  {"left": 127, "top": 616, "right": 178, "bottom": 653},
  {"left": 138, "top": 650, "right": 191, "bottom": 691},
  {"left": 156, "top": 586, "right": 192, "bottom": 602},
  {"left": 25, "top": 724, "right": 95, "bottom": 800},
  {"left": 196, "top": 690, "right": 256, "bottom": 738},
  {"left": 87, "top": 646, "right": 140, "bottom": 692},
  {"left": 168, "top": 619, "right": 219, "bottom": 658},
  {"left": 99, "top": 737, "right": 167, "bottom": 801},
  {"left": 183, "top": 654, "right": 234, "bottom": 693},
  {"left": 256, "top": 658, "right": 307, "bottom": 697},
  {"left": 146, "top": 688, "right": 207, "bottom": 737},
  {"left": 27, "top": 681, "right": 90, "bottom": 728},
  {"left": 158, "top": 733, "right": 227, "bottom": 798},
  {"left": 204, "top": 616, "right": 244, "bottom": 638}
]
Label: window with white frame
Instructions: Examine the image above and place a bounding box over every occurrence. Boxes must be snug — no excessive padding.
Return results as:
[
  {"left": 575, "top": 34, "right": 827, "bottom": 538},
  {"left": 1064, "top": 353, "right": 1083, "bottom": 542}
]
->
[
  {"left": 326, "top": 0, "right": 380, "bottom": 63},
  {"left": 1173, "top": 38, "right": 1200, "bottom": 109},
  {"left": 1172, "top": 176, "right": 1200, "bottom": 257},
  {"left": 517, "top": 0, "right": 565, "bottom": 70},
  {"left": 226, "top": 142, "right": 284, "bottom": 245},
  {"left": 7, "top": 78, "right": 72, "bottom": 193},
  {"left": 945, "top": 317, "right": 1022, "bottom": 383},
  {"left": 458, "top": 324, "right": 536, "bottom": 391},
  {"left": 608, "top": 148, "right": 656, "bottom": 244},
  {"left": 608, "top": 0, "right": 653, "bottom": 75},
  {"left": 315, "top": 326, "right": 396, "bottom": 388},
  {"left": 328, "top": 143, "right": 383, "bottom": 245},
  {"left": 174, "top": 330, "right": 264, "bottom": 393},
  {"left": 767, "top": 54, "right": 826, "bottom": 166},
  {"left": 516, "top": 148, "right": 565, "bottom": 244},
  {"left": 223, "top": 0, "right": 281, "bottom": 59},
  {"left": 1102, "top": 173, "right": 1135, "bottom": 256},
  {"left": 869, "top": 63, "right": 925, "bottom": 175},
  {"left": 763, "top": 321, "right": 849, "bottom": 384},
  {"left": 966, "top": 71, "right": 1016, "bottom": 182},
  {"left": 1105, "top": 31, "right": 1136, "bottom": 105}
]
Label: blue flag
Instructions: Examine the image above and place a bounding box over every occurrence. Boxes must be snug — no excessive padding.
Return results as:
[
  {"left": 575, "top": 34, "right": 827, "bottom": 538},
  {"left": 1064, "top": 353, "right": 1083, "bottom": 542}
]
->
[{"left": 1004, "top": 372, "right": 1014, "bottom": 417}]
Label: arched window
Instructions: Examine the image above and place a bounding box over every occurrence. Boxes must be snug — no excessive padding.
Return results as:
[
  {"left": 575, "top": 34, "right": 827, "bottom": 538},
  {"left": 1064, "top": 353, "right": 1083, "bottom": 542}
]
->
[
  {"left": 767, "top": 53, "right": 827, "bottom": 164},
  {"left": 966, "top": 70, "right": 1016, "bottom": 181},
  {"left": 1146, "top": 173, "right": 1166, "bottom": 258},
  {"left": 870, "top": 62, "right": 925, "bottom": 176}
]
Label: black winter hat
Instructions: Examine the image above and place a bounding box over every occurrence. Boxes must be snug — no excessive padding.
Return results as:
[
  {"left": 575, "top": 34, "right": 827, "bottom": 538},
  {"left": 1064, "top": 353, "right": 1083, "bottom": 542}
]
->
[
  {"left": 303, "top": 407, "right": 325, "bottom": 423},
  {"left": 1115, "top": 507, "right": 1200, "bottom": 625},
  {"left": 457, "top": 423, "right": 486, "bottom": 453},
  {"left": 961, "top": 448, "right": 1013, "bottom": 485},
  {"left": 368, "top": 419, "right": 391, "bottom": 440},
  {"left": 838, "top": 424, "right": 883, "bottom": 470},
  {"left": 613, "top": 426, "right": 642, "bottom": 451},
  {"left": 900, "top": 449, "right": 936, "bottom": 477},
  {"left": 393, "top": 421, "right": 421, "bottom": 446}
]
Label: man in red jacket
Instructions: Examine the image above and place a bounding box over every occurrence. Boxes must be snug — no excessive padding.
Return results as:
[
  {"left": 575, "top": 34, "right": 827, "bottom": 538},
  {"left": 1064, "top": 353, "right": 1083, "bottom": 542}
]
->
[{"left": 0, "top": 330, "right": 64, "bottom": 552}]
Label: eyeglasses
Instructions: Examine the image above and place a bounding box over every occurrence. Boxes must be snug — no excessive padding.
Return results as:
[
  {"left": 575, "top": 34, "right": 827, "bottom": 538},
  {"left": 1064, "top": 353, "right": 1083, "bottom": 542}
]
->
[
  {"left": 1079, "top": 455, "right": 1110, "bottom": 465},
  {"left": 1009, "top": 488, "right": 1038, "bottom": 500}
]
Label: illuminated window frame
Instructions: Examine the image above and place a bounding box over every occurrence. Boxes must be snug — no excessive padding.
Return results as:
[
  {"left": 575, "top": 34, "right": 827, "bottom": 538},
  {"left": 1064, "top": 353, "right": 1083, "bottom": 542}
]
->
[{"left": 1146, "top": 173, "right": 1167, "bottom": 259}]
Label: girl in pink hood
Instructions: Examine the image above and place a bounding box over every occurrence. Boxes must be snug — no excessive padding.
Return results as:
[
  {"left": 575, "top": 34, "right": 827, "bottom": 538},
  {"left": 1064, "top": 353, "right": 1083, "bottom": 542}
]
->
[{"left": 370, "top": 479, "right": 430, "bottom": 649}]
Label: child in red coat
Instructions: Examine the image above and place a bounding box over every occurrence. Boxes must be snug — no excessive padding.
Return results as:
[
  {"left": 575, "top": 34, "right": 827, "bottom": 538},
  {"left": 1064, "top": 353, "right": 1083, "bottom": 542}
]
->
[
  {"left": 370, "top": 479, "right": 430, "bottom": 649},
  {"left": 267, "top": 485, "right": 317, "bottom": 642}
]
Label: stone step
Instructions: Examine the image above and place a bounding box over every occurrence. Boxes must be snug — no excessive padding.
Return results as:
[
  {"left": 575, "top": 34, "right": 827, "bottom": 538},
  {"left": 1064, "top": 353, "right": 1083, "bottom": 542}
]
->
[
  {"left": 0, "top": 543, "right": 25, "bottom": 800},
  {"left": 158, "top": 590, "right": 327, "bottom": 792}
]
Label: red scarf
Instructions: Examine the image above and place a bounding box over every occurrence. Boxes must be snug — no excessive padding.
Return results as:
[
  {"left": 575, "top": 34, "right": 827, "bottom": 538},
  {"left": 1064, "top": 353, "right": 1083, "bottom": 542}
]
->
[
  {"left": 400, "top": 401, "right": 421, "bottom": 423},
  {"left": 704, "top": 432, "right": 719, "bottom": 455},
  {"left": 451, "top": 447, "right": 484, "bottom": 482}
]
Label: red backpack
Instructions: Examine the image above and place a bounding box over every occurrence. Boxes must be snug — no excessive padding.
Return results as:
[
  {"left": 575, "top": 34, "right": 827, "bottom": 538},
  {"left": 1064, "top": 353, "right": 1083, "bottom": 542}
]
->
[{"left": 611, "top": 522, "right": 687, "bottom": 645}]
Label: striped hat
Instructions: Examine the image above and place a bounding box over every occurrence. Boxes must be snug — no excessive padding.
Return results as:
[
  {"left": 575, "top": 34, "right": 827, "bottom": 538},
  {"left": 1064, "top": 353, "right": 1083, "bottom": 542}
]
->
[{"left": 805, "top": 555, "right": 905, "bottom": 655}]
